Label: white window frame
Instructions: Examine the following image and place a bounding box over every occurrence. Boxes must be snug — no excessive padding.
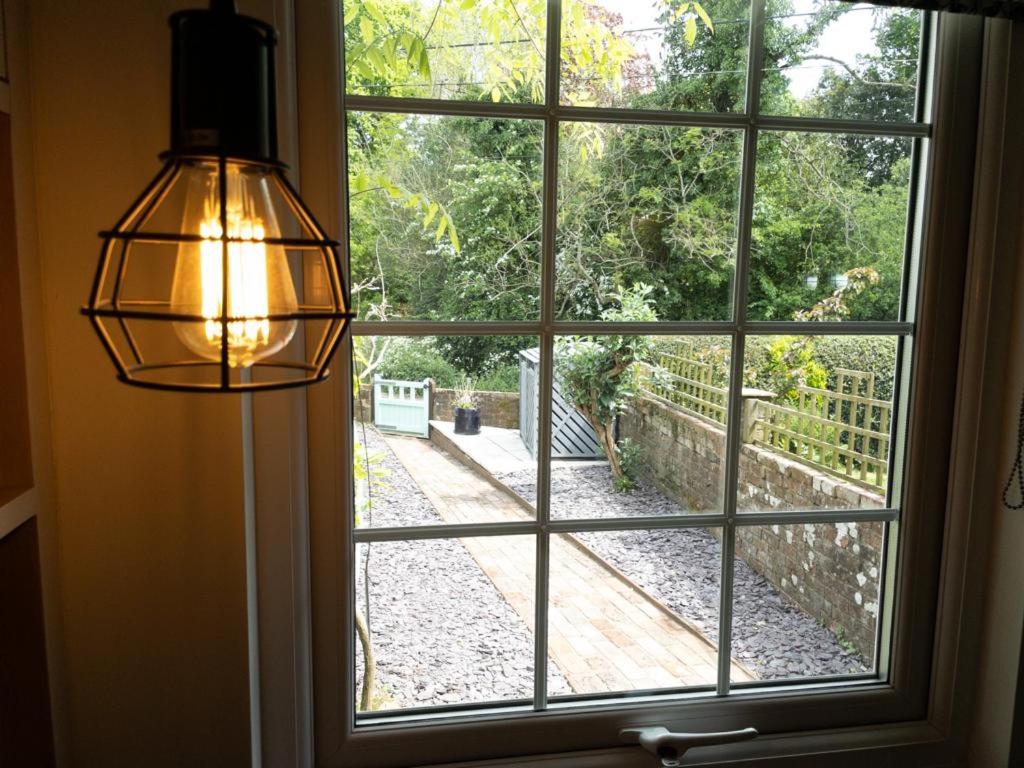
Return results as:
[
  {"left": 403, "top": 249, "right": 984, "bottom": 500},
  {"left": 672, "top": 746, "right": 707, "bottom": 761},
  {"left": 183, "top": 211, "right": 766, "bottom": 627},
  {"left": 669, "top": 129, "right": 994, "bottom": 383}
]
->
[{"left": 255, "top": 2, "right": 992, "bottom": 766}]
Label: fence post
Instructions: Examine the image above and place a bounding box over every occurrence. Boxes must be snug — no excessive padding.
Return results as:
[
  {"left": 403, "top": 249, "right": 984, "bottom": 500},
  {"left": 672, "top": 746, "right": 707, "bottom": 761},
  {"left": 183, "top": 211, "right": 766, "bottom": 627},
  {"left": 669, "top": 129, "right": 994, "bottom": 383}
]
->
[{"left": 740, "top": 388, "right": 776, "bottom": 443}]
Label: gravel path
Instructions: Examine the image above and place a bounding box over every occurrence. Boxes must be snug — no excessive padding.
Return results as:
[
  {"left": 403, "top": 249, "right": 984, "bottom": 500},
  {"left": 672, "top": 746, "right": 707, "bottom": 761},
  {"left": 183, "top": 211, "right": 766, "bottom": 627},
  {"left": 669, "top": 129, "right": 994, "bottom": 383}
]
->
[
  {"left": 498, "top": 464, "right": 867, "bottom": 679},
  {"left": 354, "top": 426, "right": 570, "bottom": 710}
]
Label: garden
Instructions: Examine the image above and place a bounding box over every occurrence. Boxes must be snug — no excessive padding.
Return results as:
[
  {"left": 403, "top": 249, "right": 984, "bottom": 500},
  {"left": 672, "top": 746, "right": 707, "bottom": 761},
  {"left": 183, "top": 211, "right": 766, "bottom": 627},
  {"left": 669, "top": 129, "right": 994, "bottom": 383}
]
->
[{"left": 344, "top": 0, "right": 917, "bottom": 712}]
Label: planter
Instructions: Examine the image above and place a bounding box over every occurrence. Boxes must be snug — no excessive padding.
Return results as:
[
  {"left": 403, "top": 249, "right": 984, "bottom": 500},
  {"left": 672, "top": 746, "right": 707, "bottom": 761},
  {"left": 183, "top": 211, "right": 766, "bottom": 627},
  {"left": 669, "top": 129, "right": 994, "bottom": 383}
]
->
[{"left": 454, "top": 406, "right": 481, "bottom": 435}]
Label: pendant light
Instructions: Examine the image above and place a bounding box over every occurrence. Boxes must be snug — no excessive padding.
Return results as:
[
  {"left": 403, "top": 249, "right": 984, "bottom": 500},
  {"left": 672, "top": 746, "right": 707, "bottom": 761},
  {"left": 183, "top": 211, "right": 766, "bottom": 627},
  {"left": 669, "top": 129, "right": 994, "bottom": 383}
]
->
[{"left": 83, "top": 0, "right": 352, "bottom": 392}]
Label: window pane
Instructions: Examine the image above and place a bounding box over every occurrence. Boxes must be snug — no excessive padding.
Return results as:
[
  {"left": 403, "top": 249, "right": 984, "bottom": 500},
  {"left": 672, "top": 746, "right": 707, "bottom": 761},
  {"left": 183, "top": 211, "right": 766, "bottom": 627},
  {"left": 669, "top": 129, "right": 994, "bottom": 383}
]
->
[
  {"left": 748, "top": 131, "right": 913, "bottom": 322},
  {"left": 556, "top": 124, "right": 742, "bottom": 321},
  {"left": 548, "top": 528, "right": 733, "bottom": 697},
  {"left": 730, "top": 521, "right": 884, "bottom": 682},
  {"left": 343, "top": 0, "right": 546, "bottom": 103},
  {"left": 737, "top": 335, "right": 897, "bottom": 511},
  {"left": 353, "top": 335, "right": 539, "bottom": 525},
  {"left": 532, "top": 335, "right": 730, "bottom": 519},
  {"left": 348, "top": 113, "right": 542, "bottom": 321},
  {"left": 560, "top": 0, "right": 749, "bottom": 112},
  {"left": 355, "top": 535, "right": 540, "bottom": 712},
  {"left": 760, "top": 2, "right": 921, "bottom": 122}
]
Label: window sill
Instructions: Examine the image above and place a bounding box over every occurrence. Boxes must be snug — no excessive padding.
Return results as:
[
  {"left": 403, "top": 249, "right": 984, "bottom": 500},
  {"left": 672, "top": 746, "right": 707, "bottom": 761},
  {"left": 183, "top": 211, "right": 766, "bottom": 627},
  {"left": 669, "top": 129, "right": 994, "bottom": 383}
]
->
[{"left": 422, "top": 720, "right": 955, "bottom": 768}]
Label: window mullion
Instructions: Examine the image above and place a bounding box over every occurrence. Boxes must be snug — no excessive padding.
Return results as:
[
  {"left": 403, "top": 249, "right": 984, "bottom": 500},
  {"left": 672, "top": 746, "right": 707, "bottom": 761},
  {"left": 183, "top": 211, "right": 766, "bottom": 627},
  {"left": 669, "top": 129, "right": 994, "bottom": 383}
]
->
[
  {"left": 533, "top": 0, "right": 562, "bottom": 714},
  {"left": 717, "top": 0, "right": 767, "bottom": 697}
]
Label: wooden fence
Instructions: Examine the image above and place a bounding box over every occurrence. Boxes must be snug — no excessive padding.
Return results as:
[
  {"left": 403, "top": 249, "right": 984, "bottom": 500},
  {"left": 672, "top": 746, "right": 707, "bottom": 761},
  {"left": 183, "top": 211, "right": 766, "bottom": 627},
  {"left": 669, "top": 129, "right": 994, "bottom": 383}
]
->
[
  {"left": 643, "top": 352, "right": 728, "bottom": 426},
  {"left": 640, "top": 353, "right": 891, "bottom": 491},
  {"left": 751, "top": 369, "right": 891, "bottom": 491}
]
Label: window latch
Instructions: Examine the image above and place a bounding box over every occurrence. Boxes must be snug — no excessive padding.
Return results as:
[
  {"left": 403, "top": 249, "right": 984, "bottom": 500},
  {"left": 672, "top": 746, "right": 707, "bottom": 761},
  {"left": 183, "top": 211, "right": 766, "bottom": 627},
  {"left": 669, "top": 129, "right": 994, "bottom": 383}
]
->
[{"left": 619, "top": 725, "right": 758, "bottom": 766}]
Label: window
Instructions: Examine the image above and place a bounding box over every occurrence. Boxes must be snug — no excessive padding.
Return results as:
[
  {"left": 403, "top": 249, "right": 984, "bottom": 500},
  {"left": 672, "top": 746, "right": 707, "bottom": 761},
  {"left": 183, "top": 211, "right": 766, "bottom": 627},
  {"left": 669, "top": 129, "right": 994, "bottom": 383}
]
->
[{"left": 298, "top": 1, "right": 982, "bottom": 765}]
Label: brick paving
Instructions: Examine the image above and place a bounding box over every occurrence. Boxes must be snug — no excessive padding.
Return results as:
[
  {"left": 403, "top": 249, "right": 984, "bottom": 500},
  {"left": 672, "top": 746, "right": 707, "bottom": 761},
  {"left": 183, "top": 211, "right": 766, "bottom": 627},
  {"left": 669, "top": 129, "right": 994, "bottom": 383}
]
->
[{"left": 385, "top": 435, "right": 752, "bottom": 694}]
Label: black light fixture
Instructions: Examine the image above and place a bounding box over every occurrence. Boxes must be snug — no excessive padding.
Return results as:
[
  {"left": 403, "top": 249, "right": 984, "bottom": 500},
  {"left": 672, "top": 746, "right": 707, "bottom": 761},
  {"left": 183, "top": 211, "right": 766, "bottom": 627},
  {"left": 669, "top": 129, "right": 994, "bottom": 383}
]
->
[{"left": 83, "top": 0, "right": 352, "bottom": 392}]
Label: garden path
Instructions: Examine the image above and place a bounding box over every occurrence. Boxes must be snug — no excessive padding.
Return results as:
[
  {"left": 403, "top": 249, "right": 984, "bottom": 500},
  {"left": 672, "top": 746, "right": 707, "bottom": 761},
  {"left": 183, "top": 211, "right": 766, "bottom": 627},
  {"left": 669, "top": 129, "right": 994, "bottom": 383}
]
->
[{"left": 385, "top": 434, "right": 752, "bottom": 693}]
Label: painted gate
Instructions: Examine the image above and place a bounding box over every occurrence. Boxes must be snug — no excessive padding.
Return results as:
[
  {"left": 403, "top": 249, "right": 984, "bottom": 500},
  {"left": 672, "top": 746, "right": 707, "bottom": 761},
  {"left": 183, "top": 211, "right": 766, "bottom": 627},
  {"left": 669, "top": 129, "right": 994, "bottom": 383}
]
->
[{"left": 373, "top": 376, "right": 431, "bottom": 438}]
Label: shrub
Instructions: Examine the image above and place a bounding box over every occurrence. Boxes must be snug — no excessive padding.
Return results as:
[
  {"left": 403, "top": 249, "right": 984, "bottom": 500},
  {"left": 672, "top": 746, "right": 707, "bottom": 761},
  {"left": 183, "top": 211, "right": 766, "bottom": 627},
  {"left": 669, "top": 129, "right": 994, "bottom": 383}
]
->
[
  {"left": 377, "top": 337, "right": 460, "bottom": 387},
  {"left": 475, "top": 362, "right": 520, "bottom": 393},
  {"left": 810, "top": 336, "right": 898, "bottom": 400},
  {"left": 743, "top": 336, "right": 827, "bottom": 404}
]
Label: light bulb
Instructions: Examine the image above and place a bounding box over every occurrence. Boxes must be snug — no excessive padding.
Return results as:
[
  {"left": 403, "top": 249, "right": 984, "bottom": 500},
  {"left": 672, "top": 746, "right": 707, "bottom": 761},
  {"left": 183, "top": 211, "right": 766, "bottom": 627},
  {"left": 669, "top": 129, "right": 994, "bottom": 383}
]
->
[{"left": 170, "top": 162, "right": 298, "bottom": 367}]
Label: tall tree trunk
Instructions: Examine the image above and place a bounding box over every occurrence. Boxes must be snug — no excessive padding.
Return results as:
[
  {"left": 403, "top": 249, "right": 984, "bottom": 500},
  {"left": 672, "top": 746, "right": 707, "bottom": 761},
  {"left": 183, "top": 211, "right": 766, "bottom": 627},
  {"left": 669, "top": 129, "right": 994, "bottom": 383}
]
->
[{"left": 355, "top": 609, "right": 375, "bottom": 711}]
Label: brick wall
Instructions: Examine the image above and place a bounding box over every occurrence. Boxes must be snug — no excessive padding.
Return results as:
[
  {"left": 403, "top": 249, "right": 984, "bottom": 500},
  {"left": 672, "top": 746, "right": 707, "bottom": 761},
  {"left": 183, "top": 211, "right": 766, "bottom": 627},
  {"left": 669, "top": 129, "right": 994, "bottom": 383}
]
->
[
  {"left": 621, "top": 395, "right": 884, "bottom": 660},
  {"left": 430, "top": 389, "right": 520, "bottom": 430}
]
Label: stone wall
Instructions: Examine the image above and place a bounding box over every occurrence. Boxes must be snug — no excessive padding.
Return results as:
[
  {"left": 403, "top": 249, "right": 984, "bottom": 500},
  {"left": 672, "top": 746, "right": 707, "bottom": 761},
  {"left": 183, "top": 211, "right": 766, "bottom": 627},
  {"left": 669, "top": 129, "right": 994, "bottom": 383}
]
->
[
  {"left": 620, "top": 395, "right": 884, "bottom": 660},
  {"left": 430, "top": 389, "right": 520, "bottom": 430}
]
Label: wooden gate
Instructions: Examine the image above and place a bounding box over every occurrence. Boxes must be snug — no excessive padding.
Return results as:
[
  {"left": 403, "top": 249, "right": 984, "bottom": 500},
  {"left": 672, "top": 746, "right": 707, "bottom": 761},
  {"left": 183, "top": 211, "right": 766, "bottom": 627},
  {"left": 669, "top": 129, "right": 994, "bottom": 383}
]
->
[{"left": 373, "top": 376, "right": 431, "bottom": 438}]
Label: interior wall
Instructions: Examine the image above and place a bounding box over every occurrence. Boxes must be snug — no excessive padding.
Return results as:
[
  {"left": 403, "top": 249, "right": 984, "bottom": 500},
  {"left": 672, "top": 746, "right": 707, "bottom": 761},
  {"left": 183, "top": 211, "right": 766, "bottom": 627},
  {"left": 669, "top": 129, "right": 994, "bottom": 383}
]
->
[{"left": 25, "top": 1, "right": 276, "bottom": 764}]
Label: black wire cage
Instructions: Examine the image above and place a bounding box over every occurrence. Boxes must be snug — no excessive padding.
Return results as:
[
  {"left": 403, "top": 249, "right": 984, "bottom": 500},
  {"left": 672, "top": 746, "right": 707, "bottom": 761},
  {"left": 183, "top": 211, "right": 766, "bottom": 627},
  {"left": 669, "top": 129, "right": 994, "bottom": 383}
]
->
[{"left": 82, "top": 1, "right": 352, "bottom": 392}]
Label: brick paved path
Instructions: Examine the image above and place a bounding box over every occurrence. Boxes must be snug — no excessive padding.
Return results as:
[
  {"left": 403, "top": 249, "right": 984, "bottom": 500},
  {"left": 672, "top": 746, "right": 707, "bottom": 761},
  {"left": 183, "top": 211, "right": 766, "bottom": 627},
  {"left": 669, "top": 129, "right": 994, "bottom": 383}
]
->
[{"left": 385, "top": 435, "right": 751, "bottom": 694}]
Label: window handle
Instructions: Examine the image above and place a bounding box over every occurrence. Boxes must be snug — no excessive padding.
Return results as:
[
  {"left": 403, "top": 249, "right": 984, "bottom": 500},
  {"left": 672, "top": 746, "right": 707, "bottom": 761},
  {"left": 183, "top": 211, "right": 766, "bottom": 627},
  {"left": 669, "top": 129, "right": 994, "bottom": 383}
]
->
[{"left": 619, "top": 725, "right": 758, "bottom": 766}]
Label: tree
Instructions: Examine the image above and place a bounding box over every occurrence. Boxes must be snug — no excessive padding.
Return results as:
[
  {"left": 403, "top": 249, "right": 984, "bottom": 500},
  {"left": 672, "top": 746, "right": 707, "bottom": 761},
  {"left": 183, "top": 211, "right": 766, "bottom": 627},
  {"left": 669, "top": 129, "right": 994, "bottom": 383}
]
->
[{"left": 556, "top": 284, "right": 657, "bottom": 485}]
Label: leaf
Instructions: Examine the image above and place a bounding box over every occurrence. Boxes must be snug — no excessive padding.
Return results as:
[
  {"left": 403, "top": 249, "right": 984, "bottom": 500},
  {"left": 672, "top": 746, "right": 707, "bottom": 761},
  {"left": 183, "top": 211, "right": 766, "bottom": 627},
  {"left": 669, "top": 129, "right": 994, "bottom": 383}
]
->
[
  {"left": 363, "top": 2, "right": 387, "bottom": 25},
  {"left": 448, "top": 220, "right": 461, "bottom": 253},
  {"left": 491, "top": 85, "right": 502, "bottom": 102},
  {"left": 359, "top": 15, "right": 374, "bottom": 45},
  {"left": 423, "top": 201, "right": 439, "bottom": 227},
  {"left": 685, "top": 15, "right": 697, "bottom": 46},
  {"left": 350, "top": 172, "right": 370, "bottom": 194},
  {"left": 460, "top": 0, "right": 476, "bottom": 8},
  {"left": 674, "top": 2, "right": 690, "bottom": 20},
  {"left": 693, "top": 2, "right": 714, "bottom": 33},
  {"left": 365, "top": 46, "right": 387, "bottom": 73},
  {"left": 435, "top": 216, "right": 448, "bottom": 241}
]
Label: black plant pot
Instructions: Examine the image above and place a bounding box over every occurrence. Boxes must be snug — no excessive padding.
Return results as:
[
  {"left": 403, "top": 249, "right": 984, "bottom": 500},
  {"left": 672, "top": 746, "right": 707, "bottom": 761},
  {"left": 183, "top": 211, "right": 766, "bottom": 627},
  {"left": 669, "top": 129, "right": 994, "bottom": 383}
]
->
[{"left": 454, "top": 407, "right": 481, "bottom": 435}]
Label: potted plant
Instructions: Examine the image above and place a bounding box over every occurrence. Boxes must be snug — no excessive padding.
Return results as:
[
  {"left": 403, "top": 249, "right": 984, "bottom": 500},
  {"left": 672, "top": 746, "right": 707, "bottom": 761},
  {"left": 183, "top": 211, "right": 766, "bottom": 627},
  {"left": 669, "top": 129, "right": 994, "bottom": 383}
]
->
[{"left": 453, "top": 376, "right": 481, "bottom": 435}]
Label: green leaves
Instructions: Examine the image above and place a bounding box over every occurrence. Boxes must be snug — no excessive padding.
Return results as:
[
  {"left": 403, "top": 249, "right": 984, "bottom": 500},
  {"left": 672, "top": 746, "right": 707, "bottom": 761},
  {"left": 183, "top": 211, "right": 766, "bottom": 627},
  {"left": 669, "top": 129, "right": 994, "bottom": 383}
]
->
[
  {"left": 670, "top": 0, "right": 714, "bottom": 45},
  {"left": 693, "top": 2, "right": 714, "bottom": 33},
  {"left": 350, "top": 171, "right": 461, "bottom": 253}
]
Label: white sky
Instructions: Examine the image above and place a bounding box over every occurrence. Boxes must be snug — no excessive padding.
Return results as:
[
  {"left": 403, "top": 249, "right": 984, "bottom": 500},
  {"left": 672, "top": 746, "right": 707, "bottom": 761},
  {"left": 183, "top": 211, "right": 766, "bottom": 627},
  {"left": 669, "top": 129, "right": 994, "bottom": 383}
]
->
[{"left": 589, "top": 0, "right": 881, "bottom": 99}]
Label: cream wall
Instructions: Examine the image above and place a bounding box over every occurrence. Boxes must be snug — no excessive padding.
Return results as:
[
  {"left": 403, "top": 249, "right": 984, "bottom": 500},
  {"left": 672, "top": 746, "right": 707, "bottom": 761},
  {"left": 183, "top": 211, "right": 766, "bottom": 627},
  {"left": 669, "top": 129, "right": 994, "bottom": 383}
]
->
[{"left": 25, "top": 1, "right": 268, "bottom": 764}]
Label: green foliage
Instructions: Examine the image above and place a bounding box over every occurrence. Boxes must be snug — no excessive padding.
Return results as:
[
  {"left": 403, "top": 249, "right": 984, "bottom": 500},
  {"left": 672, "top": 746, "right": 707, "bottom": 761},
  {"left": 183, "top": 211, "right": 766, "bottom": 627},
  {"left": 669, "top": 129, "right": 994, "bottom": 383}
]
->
[
  {"left": 377, "top": 337, "right": 461, "bottom": 387},
  {"left": 615, "top": 437, "right": 643, "bottom": 493},
  {"left": 556, "top": 285, "right": 659, "bottom": 481},
  {"left": 809, "top": 336, "right": 898, "bottom": 400},
  {"left": 346, "top": 0, "right": 919, "bottom": 331},
  {"left": 475, "top": 363, "right": 520, "bottom": 393},
  {"left": 744, "top": 336, "right": 827, "bottom": 404}
]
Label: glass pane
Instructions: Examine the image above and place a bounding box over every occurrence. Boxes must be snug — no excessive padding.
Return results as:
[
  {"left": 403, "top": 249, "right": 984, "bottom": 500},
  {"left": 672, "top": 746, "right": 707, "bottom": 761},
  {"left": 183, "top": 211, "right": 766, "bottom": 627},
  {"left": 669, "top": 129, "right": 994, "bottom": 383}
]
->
[
  {"left": 737, "top": 335, "right": 898, "bottom": 511},
  {"left": 537, "top": 335, "right": 730, "bottom": 519},
  {"left": 761, "top": 1, "right": 921, "bottom": 121},
  {"left": 731, "top": 521, "right": 884, "bottom": 681},
  {"left": 348, "top": 113, "right": 542, "bottom": 321},
  {"left": 343, "top": 0, "right": 546, "bottom": 103},
  {"left": 353, "top": 335, "right": 539, "bottom": 525},
  {"left": 560, "top": 0, "right": 749, "bottom": 112},
  {"left": 549, "top": 528, "right": 735, "bottom": 697},
  {"left": 556, "top": 124, "right": 742, "bottom": 321},
  {"left": 748, "top": 131, "right": 913, "bottom": 322},
  {"left": 355, "top": 535, "right": 539, "bottom": 711}
]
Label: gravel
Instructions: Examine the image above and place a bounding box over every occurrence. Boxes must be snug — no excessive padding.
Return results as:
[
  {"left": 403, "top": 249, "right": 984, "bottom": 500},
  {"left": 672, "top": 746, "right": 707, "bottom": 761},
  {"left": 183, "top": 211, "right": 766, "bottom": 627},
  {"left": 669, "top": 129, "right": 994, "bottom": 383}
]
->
[
  {"left": 353, "top": 424, "right": 865, "bottom": 710},
  {"left": 354, "top": 426, "right": 570, "bottom": 711},
  {"left": 498, "top": 464, "right": 868, "bottom": 679}
]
